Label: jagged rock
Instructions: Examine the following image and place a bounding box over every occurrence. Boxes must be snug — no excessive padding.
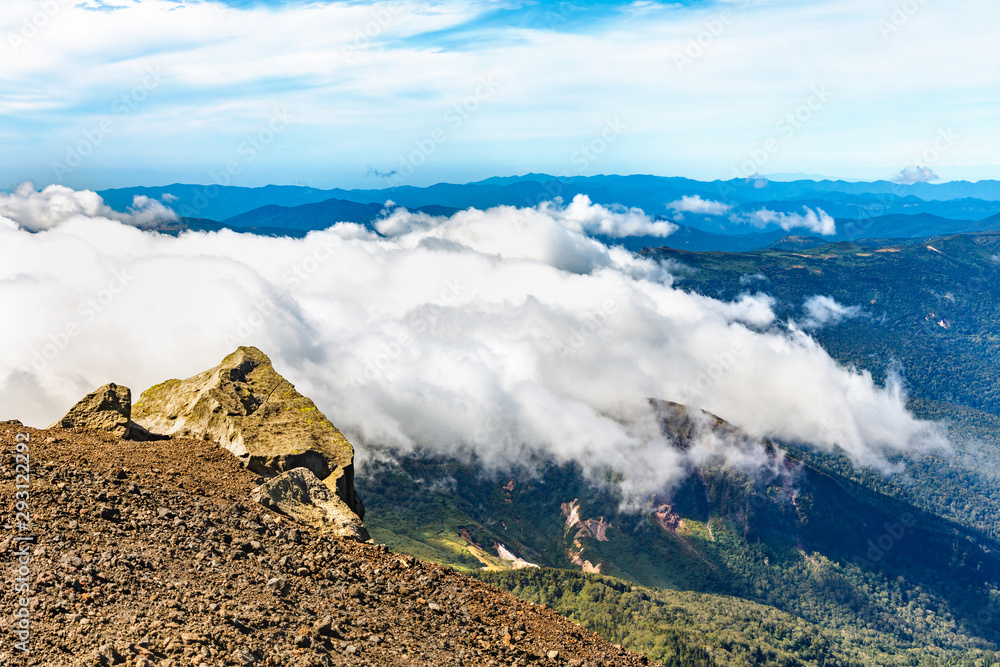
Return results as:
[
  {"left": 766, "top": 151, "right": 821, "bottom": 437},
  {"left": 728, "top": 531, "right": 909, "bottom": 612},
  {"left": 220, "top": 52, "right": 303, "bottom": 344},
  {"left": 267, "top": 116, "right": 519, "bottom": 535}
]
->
[
  {"left": 133, "top": 346, "right": 364, "bottom": 518},
  {"left": 50, "top": 383, "right": 132, "bottom": 438},
  {"left": 251, "top": 467, "right": 370, "bottom": 542}
]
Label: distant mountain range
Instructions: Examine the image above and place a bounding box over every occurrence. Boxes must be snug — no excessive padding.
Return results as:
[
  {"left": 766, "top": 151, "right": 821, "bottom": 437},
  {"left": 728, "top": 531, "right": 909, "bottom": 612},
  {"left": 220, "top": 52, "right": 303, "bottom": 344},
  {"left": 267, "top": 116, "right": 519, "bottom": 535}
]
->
[
  {"left": 221, "top": 198, "right": 458, "bottom": 232},
  {"left": 100, "top": 175, "right": 1000, "bottom": 236}
]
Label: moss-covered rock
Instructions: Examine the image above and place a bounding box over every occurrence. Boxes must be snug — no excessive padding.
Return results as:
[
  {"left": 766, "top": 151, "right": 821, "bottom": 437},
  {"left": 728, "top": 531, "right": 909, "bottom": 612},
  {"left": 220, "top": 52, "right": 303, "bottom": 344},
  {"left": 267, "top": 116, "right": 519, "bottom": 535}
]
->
[
  {"left": 133, "top": 346, "right": 364, "bottom": 518},
  {"left": 50, "top": 383, "right": 132, "bottom": 438}
]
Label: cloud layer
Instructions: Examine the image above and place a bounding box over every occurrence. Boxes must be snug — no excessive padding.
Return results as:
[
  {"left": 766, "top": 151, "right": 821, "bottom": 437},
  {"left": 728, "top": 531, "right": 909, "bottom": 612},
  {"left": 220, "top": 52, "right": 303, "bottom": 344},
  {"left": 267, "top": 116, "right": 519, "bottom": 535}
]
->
[
  {"left": 0, "top": 188, "right": 943, "bottom": 500},
  {"left": 0, "top": 183, "right": 176, "bottom": 231}
]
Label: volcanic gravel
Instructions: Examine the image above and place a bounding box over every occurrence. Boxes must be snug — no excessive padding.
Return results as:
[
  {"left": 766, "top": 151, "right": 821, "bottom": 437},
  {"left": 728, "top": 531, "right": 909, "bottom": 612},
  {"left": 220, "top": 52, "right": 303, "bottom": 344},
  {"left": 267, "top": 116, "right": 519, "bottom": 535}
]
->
[{"left": 0, "top": 422, "right": 656, "bottom": 667}]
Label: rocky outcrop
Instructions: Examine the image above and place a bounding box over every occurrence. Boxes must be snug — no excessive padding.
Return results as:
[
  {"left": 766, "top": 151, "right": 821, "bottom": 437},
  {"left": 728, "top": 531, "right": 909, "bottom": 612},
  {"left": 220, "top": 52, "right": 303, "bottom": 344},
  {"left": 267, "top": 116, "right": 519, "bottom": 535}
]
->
[
  {"left": 49, "top": 383, "right": 132, "bottom": 438},
  {"left": 133, "top": 346, "right": 364, "bottom": 518},
  {"left": 251, "top": 468, "right": 370, "bottom": 542}
]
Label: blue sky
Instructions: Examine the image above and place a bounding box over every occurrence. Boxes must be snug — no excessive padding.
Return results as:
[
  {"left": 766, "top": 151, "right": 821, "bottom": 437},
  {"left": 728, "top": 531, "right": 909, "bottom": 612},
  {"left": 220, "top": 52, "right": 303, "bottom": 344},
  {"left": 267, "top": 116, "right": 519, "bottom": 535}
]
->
[{"left": 2, "top": 0, "right": 998, "bottom": 190}]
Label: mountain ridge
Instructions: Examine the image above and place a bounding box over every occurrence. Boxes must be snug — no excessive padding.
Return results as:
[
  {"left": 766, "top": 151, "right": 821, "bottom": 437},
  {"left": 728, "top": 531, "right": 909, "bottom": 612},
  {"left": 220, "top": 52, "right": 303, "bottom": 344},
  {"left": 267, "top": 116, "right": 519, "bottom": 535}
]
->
[{"left": 97, "top": 175, "right": 1000, "bottom": 225}]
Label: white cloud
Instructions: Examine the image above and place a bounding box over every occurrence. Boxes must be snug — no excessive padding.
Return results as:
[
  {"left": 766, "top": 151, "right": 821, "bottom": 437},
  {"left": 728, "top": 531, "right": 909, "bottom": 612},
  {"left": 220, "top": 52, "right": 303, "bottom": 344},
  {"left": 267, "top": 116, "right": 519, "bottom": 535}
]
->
[
  {"left": 667, "top": 195, "right": 732, "bottom": 216},
  {"left": 731, "top": 207, "right": 837, "bottom": 236},
  {"left": 2, "top": 0, "right": 999, "bottom": 186},
  {"left": 544, "top": 195, "right": 677, "bottom": 238},
  {"left": 378, "top": 194, "right": 675, "bottom": 243},
  {"left": 892, "top": 166, "right": 940, "bottom": 184},
  {"left": 126, "top": 195, "right": 180, "bottom": 228},
  {"left": 0, "top": 189, "right": 945, "bottom": 501},
  {"left": 739, "top": 273, "right": 767, "bottom": 286},
  {"left": 800, "top": 295, "right": 863, "bottom": 330},
  {"left": 0, "top": 182, "right": 177, "bottom": 231}
]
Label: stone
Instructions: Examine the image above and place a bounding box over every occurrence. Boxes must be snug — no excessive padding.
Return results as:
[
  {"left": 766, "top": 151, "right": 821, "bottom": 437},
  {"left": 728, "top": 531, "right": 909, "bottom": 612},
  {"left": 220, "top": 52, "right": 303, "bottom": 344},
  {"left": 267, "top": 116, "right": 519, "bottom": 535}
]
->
[
  {"left": 97, "top": 643, "right": 126, "bottom": 665},
  {"left": 313, "top": 616, "right": 340, "bottom": 638},
  {"left": 232, "top": 649, "right": 257, "bottom": 665},
  {"left": 50, "top": 383, "right": 132, "bottom": 438},
  {"left": 132, "top": 346, "right": 364, "bottom": 517},
  {"left": 250, "top": 467, "right": 370, "bottom": 542}
]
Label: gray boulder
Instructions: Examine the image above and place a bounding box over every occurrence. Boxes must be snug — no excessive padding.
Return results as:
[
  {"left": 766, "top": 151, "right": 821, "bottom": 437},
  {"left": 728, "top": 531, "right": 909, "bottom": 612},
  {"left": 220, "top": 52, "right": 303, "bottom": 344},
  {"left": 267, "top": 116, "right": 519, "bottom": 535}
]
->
[{"left": 251, "top": 468, "right": 370, "bottom": 542}]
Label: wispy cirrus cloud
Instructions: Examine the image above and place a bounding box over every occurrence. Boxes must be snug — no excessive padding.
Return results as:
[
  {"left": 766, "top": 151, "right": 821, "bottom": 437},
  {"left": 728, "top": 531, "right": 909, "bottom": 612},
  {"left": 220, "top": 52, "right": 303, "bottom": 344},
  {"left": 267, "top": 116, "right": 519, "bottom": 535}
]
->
[{"left": 1, "top": 0, "right": 998, "bottom": 188}]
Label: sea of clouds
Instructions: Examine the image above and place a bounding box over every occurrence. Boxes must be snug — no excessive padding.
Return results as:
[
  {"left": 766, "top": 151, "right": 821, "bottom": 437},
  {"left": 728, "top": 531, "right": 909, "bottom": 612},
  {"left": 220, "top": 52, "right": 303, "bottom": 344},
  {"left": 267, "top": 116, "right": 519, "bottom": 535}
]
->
[{"left": 0, "top": 184, "right": 944, "bottom": 500}]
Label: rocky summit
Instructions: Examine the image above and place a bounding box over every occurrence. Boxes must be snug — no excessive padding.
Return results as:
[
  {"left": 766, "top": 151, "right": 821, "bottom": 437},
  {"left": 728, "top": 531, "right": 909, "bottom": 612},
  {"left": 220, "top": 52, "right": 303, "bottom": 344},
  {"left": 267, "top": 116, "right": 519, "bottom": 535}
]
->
[
  {"left": 0, "top": 421, "right": 654, "bottom": 667},
  {"left": 132, "top": 347, "right": 363, "bottom": 519}
]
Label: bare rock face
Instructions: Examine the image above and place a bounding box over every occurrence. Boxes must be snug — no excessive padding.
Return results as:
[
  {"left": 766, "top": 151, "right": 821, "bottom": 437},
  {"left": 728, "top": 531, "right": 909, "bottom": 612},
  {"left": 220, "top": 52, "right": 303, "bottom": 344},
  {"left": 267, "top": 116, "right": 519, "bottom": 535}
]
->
[
  {"left": 132, "top": 346, "right": 364, "bottom": 518},
  {"left": 251, "top": 467, "right": 370, "bottom": 542},
  {"left": 50, "top": 382, "right": 132, "bottom": 438}
]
